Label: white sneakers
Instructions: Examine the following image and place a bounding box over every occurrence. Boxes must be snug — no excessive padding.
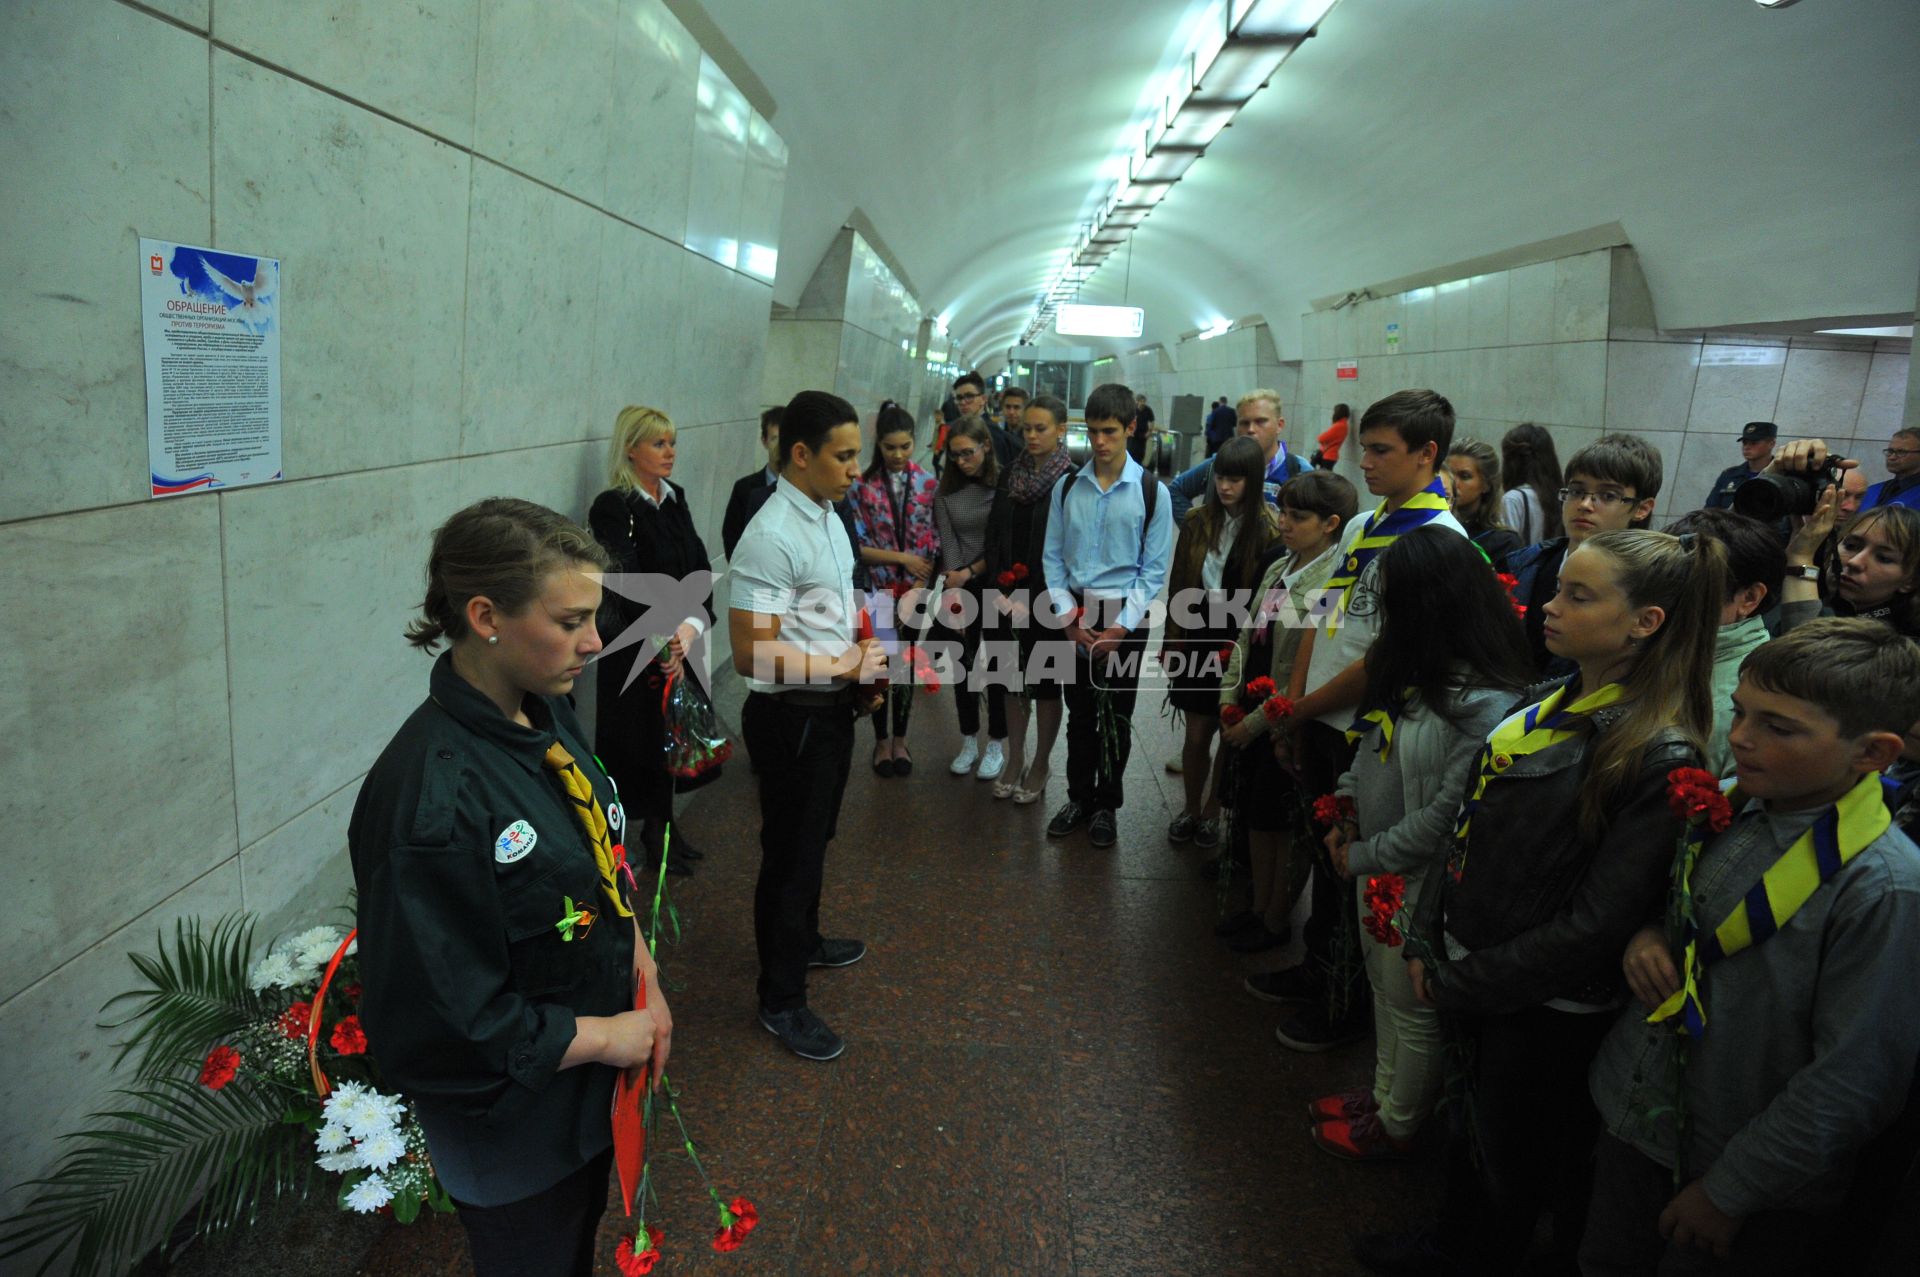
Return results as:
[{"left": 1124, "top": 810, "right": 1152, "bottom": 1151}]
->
[{"left": 950, "top": 738, "right": 1007, "bottom": 779}]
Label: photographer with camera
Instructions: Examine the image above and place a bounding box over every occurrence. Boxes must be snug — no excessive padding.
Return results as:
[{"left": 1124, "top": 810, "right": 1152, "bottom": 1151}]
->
[{"left": 1769, "top": 438, "right": 1920, "bottom": 639}]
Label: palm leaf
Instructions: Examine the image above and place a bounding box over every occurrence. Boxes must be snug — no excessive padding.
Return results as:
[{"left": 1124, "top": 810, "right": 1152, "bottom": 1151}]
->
[
  {"left": 101, "top": 915, "right": 264, "bottom": 1079},
  {"left": 0, "top": 1074, "right": 309, "bottom": 1276}
]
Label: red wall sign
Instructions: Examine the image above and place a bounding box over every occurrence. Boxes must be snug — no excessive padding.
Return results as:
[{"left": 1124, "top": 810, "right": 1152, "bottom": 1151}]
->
[{"left": 1336, "top": 360, "right": 1358, "bottom": 380}]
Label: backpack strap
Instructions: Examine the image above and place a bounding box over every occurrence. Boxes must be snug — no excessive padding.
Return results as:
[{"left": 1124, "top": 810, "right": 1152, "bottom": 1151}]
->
[{"left": 1060, "top": 467, "right": 1160, "bottom": 557}]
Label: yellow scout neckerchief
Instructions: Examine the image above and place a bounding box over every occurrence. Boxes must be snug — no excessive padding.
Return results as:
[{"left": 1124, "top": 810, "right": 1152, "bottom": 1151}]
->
[
  {"left": 1321, "top": 477, "right": 1453, "bottom": 624},
  {"left": 542, "top": 739, "right": 635, "bottom": 919}
]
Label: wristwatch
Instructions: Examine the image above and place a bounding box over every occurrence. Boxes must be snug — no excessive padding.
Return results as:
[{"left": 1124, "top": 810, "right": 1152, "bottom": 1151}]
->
[{"left": 1786, "top": 563, "right": 1820, "bottom": 581}]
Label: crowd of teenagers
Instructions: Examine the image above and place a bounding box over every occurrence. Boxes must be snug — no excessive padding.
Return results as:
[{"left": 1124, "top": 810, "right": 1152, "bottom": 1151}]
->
[{"left": 343, "top": 369, "right": 1920, "bottom": 1275}]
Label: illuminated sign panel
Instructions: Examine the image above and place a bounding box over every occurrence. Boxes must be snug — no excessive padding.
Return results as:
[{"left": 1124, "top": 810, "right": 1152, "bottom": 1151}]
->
[{"left": 1055, "top": 304, "right": 1145, "bottom": 339}]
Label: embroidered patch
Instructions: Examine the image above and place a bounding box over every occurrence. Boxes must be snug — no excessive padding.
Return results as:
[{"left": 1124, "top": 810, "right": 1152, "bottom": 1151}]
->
[
  {"left": 607, "top": 802, "right": 623, "bottom": 834},
  {"left": 495, "top": 819, "right": 537, "bottom": 863}
]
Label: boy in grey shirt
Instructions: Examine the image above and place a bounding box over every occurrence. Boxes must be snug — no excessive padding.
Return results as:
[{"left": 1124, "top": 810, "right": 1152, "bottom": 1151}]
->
[{"left": 1583, "top": 619, "right": 1920, "bottom": 1274}]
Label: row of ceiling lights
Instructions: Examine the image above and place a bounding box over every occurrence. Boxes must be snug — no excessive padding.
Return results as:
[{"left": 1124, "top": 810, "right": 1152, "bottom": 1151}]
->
[{"left": 1019, "top": 0, "right": 1343, "bottom": 346}]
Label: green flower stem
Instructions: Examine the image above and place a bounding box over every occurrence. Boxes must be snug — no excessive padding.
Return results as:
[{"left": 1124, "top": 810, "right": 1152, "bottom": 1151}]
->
[{"left": 660, "top": 1079, "right": 729, "bottom": 1219}]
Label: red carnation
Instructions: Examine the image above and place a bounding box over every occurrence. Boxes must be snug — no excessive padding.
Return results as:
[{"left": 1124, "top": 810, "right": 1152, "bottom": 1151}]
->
[
  {"left": 329, "top": 1015, "right": 368, "bottom": 1056},
  {"left": 199, "top": 1044, "right": 240, "bottom": 1090},
  {"left": 1220, "top": 704, "right": 1246, "bottom": 728},
  {"left": 274, "top": 1000, "right": 312, "bottom": 1041},
  {"left": 727, "top": 1198, "right": 758, "bottom": 1236},
  {"left": 712, "top": 1224, "right": 744, "bottom": 1253},
  {"left": 995, "top": 569, "right": 1018, "bottom": 589},
  {"left": 1665, "top": 767, "right": 1733, "bottom": 833},
  {"left": 1312, "top": 793, "right": 1357, "bottom": 827},
  {"left": 1245, "top": 676, "right": 1277, "bottom": 701},
  {"left": 342, "top": 982, "right": 362, "bottom": 1002},
  {"left": 1261, "top": 695, "right": 1296, "bottom": 724},
  {"left": 616, "top": 1226, "right": 663, "bottom": 1275},
  {"left": 1011, "top": 563, "right": 1030, "bottom": 581},
  {"left": 1362, "top": 875, "right": 1407, "bottom": 947}
]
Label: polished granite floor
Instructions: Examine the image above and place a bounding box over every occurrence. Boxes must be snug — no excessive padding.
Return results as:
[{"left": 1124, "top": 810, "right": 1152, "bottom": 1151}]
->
[{"left": 173, "top": 672, "right": 1441, "bottom": 1276}]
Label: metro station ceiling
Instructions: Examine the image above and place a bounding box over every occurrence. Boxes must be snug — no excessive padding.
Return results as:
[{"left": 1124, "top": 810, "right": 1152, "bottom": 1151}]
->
[{"left": 695, "top": 0, "right": 1920, "bottom": 367}]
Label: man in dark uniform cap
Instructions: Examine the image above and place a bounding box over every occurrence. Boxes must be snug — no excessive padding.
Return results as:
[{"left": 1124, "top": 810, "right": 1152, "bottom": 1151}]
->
[{"left": 1704, "top": 421, "right": 1779, "bottom": 510}]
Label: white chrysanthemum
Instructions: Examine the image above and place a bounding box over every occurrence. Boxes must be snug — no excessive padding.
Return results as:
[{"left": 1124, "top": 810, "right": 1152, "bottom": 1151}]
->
[
  {"left": 343, "top": 1174, "right": 394, "bottom": 1213},
  {"left": 247, "top": 952, "right": 300, "bottom": 991},
  {"left": 316, "top": 1147, "right": 362, "bottom": 1174},
  {"left": 315, "top": 1121, "right": 352, "bottom": 1153},
  {"left": 356, "top": 1125, "right": 406, "bottom": 1171},
  {"left": 362, "top": 1089, "right": 407, "bottom": 1132},
  {"left": 288, "top": 925, "right": 350, "bottom": 970}
]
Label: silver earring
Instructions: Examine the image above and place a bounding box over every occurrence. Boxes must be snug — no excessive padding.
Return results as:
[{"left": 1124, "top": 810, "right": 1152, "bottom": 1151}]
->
[{"left": 487, "top": 635, "right": 499, "bottom": 645}]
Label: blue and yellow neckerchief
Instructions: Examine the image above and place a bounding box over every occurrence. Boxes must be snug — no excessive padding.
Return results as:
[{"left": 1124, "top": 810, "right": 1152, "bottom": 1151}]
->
[
  {"left": 1649, "top": 770, "right": 1889, "bottom": 1039},
  {"left": 1446, "top": 681, "right": 1626, "bottom": 879},
  {"left": 1346, "top": 687, "right": 1414, "bottom": 762},
  {"left": 1321, "top": 477, "right": 1452, "bottom": 624}
]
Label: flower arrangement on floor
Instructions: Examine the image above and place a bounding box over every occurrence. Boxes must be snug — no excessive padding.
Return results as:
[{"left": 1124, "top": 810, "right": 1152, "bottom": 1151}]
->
[{"left": 0, "top": 919, "right": 452, "bottom": 1276}]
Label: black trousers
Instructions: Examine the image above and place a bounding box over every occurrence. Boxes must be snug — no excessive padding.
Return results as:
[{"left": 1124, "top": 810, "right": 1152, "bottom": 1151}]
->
[
  {"left": 1062, "top": 629, "right": 1147, "bottom": 810},
  {"left": 1437, "top": 1005, "right": 1615, "bottom": 1274},
  {"left": 454, "top": 1147, "right": 612, "bottom": 1277},
  {"left": 1578, "top": 1133, "right": 1820, "bottom": 1276},
  {"left": 742, "top": 691, "right": 854, "bottom": 1012},
  {"left": 1297, "top": 720, "right": 1364, "bottom": 1009},
  {"left": 952, "top": 581, "right": 1009, "bottom": 738}
]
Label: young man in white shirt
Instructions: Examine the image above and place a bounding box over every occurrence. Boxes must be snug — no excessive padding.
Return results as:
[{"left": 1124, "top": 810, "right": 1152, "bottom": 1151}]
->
[
  {"left": 1040, "top": 382, "right": 1176, "bottom": 849},
  {"left": 1250, "top": 390, "right": 1468, "bottom": 1051},
  {"left": 729, "top": 390, "right": 886, "bottom": 1062}
]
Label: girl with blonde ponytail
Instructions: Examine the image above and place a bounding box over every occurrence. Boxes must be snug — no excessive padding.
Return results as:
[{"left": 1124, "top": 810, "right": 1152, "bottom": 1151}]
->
[{"left": 1369, "top": 529, "right": 1725, "bottom": 1275}]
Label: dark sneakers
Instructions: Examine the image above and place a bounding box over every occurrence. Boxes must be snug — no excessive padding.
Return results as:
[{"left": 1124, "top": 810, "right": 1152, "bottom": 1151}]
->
[
  {"left": 758, "top": 1005, "right": 845, "bottom": 1061},
  {"left": 1243, "top": 963, "right": 1324, "bottom": 1005},
  {"left": 1088, "top": 809, "right": 1117, "bottom": 848},
  {"left": 1350, "top": 1225, "right": 1462, "bottom": 1276},
  {"left": 1046, "top": 801, "right": 1090, "bottom": 837},
  {"left": 1275, "top": 1004, "right": 1370, "bottom": 1053},
  {"left": 808, "top": 938, "right": 867, "bottom": 969}
]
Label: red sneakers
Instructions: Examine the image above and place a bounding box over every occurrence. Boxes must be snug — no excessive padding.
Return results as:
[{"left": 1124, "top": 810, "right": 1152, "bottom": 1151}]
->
[
  {"left": 1312, "top": 1112, "right": 1415, "bottom": 1161},
  {"left": 1305, "top": 1087, "right": 1378, "bottom": 1124}
]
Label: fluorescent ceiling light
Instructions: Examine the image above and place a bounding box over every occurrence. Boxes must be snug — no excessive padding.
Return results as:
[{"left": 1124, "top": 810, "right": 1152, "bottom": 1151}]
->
[
  {"left": 1056, "top": 304, "right": 1147, "bottom": 339},
  {"left": 1815, "top": 325, "right": 1911, "bottom": 338}
]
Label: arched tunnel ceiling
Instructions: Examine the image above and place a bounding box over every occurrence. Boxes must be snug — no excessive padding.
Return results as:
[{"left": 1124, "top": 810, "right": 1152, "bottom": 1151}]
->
[{"left": 697, "top": 0, "right": 1920, "bottom": 368}]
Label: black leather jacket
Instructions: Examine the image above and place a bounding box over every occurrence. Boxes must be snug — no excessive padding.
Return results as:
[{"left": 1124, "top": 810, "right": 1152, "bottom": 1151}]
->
[{"left": 1414, "top": 677, "right": 1700, "bottom": 1016}]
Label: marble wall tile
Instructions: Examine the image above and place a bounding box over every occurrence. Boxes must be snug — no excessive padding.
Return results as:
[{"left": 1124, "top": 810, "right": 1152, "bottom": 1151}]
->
[
  {"left": 1507, "top": 262, "right": 1555, "bottom": 346},
  {"left": 0, "top": 498, "right": 236, "bottom": 1002},
  {"left": 606, "top": 0, "right": 699, "bottom": 242},
  {"left": 1332, "top": 305, "right": 1359, "bottom": 360},
  {"left": 1855, "top": 351, "right": 1912, "bottom": 442},
  {"left": 0, "top": 1, "right": 209, "bottom": 522},
  {"left": 672, "top": 254, "right": 745, "bottom": 426},
  {"left": 1461, "top": 346, "right": 1509, "bottom": 423},
  {"left": 1605, "top": 340, "right": 1700, "bottom": 433},
  {"left": 1468, "top": 271, "right": 1510, "bottom": 349},
  {"left": 1401, "top": 287, "right": 1435, "bottom": 354},
  {"left": 213, "top": 53, "right": 471, "bottom": 481},
  {"left": 1669, "top": 430, "right": 1745, "bottom": 521},
  {"left": 221, "top": 460, "right": 461, "bottom": 846},
  {"left": 1773, "top": 346, "right": 1871, "bottom": 438},
  {"left": 590, "top": 219, "right": 687, "bottom": 434},
  {"left": 460, "top": 161, "right": 604, "bottom": 455},
  {"left": 1627, "top": 429, "right": 1689, "bottom": 519},
  {"left": 0, "top": 864, "right": 241, "bottom": 1189},
  {"left": 145, "top": 0, "right": 211, "bottom": 28},
  {"left": 475, "top": 0, "right": 616, "bottom": 204},
  {"left": 763, "top": 319, "right": 846, "bottom": 406},
  {"left": 1685, "top": 346, "right": 1785, "bottom": 434},
  {"left": 1508, "top": 343, "right": 1554, "bottom": 423},
  {"left": 238, "top": 780, "right": 358, "bottom": 933},
  {"left": 1553, "top": 251, "right": 1611, "bottom": 343},
  {"left": 716, "top": 273, "right": 773, "bottom": 426},
  {"left": 737, "top": 113, "right": 788, "bottom": 285},
  {"left": 217, "top": 0, "right": 479, "bottom": 146},
  {"left": 685, "top": 54, "right": 749, "bottom": 270},
  {"left": 1550, "top": 341, "right": 1609, "bottom": 428},
  {"left": 1433, "top": 280, "right": 1472, "bottom": 352},
  {"left": 1544, "top": 424, "right": 1602, "bottom": 474}
]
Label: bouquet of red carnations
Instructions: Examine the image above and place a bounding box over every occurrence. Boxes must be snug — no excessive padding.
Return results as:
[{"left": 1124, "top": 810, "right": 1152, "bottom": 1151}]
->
[{"left": 661, "top": 674, "right": 733, "bottom": 781}]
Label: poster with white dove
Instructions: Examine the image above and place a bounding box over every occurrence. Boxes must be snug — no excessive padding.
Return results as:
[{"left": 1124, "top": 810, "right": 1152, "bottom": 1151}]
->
[{"left": 139, "top": 237, "right": 283, "bottom": 498}]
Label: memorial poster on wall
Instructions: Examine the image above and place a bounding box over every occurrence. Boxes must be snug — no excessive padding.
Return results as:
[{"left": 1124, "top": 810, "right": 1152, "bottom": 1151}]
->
[{"left": 139, "top": 237, "right": 282, "bottom": 498}]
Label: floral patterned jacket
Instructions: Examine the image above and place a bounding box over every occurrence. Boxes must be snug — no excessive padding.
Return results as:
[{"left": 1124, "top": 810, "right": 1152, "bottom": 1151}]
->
[{"left": 849, "top": 464, "right": 941, "bottom": 593}]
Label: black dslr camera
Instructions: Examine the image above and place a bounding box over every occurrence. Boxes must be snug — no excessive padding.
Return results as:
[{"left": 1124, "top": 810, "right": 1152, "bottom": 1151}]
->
[{"left": 1734, "top": 456, "right": 1844, "bottom": 521}]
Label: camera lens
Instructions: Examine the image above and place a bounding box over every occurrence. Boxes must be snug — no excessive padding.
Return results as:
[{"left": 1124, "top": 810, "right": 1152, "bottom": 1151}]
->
[{"left": 1733, "top": 472, "right": 1808, "bottom": 521}]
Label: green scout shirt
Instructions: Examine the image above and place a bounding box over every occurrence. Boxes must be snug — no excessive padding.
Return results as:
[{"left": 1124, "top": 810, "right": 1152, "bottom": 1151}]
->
[{"left": 349, "top": 652, "right": 637, "bottom": 1207}]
